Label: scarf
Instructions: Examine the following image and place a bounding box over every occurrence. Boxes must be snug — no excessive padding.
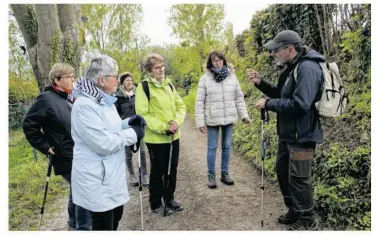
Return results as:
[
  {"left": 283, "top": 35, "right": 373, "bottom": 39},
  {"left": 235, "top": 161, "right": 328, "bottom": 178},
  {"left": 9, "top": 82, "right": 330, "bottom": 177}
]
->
[{"left": 210, "top": 66, "right": 229, "bottom": 83}]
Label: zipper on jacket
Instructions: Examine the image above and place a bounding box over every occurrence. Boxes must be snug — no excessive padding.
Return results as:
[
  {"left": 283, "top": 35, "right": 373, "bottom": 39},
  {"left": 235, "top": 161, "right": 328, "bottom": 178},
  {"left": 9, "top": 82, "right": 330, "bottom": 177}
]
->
[
  {"left": 221, "top": 81, "right": 226, "bottom": 124},
  {"left": 294, "top": 120, "right": 298, "bottom": 141}
]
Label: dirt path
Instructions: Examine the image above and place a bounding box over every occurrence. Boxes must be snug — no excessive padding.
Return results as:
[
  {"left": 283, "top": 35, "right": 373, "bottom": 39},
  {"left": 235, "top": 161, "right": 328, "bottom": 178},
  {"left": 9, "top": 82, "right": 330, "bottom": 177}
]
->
[{"left": 41, "top": 116, "right": 286, "bottom": 231}]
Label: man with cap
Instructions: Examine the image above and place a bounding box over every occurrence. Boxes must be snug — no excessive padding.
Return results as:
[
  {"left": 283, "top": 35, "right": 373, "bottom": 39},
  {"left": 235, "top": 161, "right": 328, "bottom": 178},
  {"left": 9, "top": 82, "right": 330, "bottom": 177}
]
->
[{"left": 247, "top": 30, "right": 324, "bottom": 231}]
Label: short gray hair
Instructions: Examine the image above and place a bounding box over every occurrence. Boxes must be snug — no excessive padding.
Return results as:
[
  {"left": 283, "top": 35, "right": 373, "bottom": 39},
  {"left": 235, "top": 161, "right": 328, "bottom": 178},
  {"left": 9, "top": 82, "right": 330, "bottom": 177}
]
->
[{"left": 84, "top": 55, "right": 118, "bottom": 84}]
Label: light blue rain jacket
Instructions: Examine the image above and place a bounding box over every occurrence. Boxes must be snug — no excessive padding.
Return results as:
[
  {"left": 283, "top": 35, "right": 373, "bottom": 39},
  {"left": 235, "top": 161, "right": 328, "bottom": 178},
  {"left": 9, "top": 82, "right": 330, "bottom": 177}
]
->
[{"left": 71, "top": 78, "right": 137, "bottom": 212}]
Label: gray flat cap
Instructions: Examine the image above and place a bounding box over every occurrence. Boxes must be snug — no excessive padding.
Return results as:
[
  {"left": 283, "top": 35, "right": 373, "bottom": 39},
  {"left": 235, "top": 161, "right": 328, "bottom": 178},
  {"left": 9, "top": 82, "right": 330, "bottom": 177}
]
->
[{"left": 264, "top": 30, "right": 302, "bottom": 51}]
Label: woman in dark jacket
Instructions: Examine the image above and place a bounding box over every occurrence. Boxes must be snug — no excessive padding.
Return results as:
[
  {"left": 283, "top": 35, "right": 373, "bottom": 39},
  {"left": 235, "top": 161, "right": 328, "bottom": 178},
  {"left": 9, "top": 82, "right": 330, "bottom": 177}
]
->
[
  {"left": 22, "top": 63, "right": 91, "bottom": 230},
  {"left": 115, "top": 72, "right": 149, "bottom": 186}
]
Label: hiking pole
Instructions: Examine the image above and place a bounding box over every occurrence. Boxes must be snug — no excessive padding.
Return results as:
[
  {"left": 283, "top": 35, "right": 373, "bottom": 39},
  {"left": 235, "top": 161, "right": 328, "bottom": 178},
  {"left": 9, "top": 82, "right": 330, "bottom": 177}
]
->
[
  {"left": 38, "top": 154, "right": 53, "bottom": 231},
  {"left": 134, "top": 144, "right": 144, "bottom": 231},
  {"left": 163, "top": 134, "right": 174, "bottom": 217},
  {"left": 259, "top": 109, "right": 269, "bottom": 228}
]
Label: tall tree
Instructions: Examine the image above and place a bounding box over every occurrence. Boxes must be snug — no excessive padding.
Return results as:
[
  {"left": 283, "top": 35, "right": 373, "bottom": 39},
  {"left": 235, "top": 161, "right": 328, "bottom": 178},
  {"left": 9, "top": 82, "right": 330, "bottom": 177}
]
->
[
  {"left": 81, "top": 4, "right": 146, "bottom": 81},
  {"left": 8, "top": 12, "right": 34, "bottom": 81},
  {"left": 168, "top": 4, "right": 226, "bottom": 71},
  {"left": 11, "top": 4, "right": 84, "bottom": 91}
]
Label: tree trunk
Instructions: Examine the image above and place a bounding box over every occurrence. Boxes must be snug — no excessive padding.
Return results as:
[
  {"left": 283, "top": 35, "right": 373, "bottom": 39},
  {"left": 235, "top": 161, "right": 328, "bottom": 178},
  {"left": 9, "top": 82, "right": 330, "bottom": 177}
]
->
[
  {"left": 329, "top": 5, "right": 340, "bottom": 61},
  {"left": 343, "top": 4, "right": 354, "bottom": 30},
  {"left": 11, "top": 4, "right": 83, "bottom": 92},
  {"left": 339, "top": 4, "right": 344, "bottom": 31},
  {"left": 314, "top": 5, "right": 327, "bottom": 56},
  {"left": 197, "top": 5, "right": 206, "bottom": 72},
  {"left": 322, "top": 5, "right": 330, "bottom": 57}
]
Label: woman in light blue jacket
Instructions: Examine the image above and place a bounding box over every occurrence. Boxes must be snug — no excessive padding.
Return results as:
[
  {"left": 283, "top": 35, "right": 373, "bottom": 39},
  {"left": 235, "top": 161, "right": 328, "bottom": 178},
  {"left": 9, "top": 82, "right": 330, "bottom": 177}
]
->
[{"left": 71, "top": 55, "right": 146, "bottom": 231}]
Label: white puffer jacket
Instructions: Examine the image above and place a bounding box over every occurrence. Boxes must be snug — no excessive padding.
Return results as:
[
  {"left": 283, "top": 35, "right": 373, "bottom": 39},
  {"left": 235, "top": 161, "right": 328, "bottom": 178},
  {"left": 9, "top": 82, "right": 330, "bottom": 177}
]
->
[{"left": 195, "top": 69, "right": 249, "bottom": 127}]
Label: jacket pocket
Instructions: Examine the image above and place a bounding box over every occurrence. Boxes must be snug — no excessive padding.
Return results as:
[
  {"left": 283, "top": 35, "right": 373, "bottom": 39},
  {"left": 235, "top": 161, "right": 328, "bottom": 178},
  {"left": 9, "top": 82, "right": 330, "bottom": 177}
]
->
[
  {"left": 296, "top": 112, "right": 313, "bottom": 140},
  {"left": 52, "top": 134, "right": 63, "bottom": 158},
  {"left": 279, "top": 116, "right": 296, "bottom": 140},
  {"left": 102, "top": 159, "right": 111, "bottom": 186}
]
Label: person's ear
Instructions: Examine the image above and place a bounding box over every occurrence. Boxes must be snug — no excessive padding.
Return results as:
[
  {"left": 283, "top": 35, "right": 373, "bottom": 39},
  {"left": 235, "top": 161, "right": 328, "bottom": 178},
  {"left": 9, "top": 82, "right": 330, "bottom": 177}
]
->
[{"left": 99, "top": 77, "right": 105, "bottom": 87}]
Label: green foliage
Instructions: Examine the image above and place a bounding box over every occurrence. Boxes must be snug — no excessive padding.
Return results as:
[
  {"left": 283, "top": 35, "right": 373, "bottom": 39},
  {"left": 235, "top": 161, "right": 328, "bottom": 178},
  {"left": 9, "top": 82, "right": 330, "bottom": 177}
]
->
[
  {"left": 25, "top": 5, "right": 37, "bottom": 44},
  {"left": 168, "top": 4, "right": 226, "bottom": 68},
  {"left": 182, "top": 85, "right": 197, "bottom": 118},
  {"left": 9, "top": 131, "right": 68, "bottom": 230},
  {"left": 50, "top": 30, "right": 62, "bottom": 67},
  {"left": 81, "top": 4, "right": 146, "bottom": 82},
  {"left": 314, "top": 144, "right": 370, "bottom": 230},
  {"left": 340, "top": 29, "right": 362, "bottom": 54},
  {"left": 9, "top": 73, "right": 39, "bottom": 103}
]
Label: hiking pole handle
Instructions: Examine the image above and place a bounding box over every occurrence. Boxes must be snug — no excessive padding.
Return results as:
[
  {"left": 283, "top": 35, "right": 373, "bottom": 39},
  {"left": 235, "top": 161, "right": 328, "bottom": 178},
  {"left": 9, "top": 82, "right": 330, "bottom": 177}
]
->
[
  {"left": 260, "top": 109, "right": 269, "bottom": 123},
  {"left": 260, "top": 109, "right": 265, "bottom": 121}
]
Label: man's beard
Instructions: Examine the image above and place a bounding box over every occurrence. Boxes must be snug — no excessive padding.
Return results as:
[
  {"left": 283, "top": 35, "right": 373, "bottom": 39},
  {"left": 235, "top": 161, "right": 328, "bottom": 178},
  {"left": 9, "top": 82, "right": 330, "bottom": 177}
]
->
[{"left": 275, "top": 57, "right": 291, "bottom": 66}]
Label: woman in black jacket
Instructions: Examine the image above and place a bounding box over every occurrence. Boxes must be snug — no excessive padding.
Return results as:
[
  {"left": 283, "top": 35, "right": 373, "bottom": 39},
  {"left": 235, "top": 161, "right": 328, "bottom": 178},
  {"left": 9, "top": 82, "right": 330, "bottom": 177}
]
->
[
  {"left": 22, "top": 63, "right": 91, "bottom": 230},
  {"left": 115, "top": 72, "right": 149, "bottom": 186}
]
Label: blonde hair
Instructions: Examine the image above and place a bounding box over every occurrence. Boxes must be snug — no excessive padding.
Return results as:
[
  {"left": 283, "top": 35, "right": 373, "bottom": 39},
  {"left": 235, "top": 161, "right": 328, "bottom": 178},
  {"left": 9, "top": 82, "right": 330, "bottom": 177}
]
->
[
  {"left": 143, "top": 53, "right": 164, "bottom": 72},
  {"left": 49, "top": 63, "right": 75, "bottom": 82}
]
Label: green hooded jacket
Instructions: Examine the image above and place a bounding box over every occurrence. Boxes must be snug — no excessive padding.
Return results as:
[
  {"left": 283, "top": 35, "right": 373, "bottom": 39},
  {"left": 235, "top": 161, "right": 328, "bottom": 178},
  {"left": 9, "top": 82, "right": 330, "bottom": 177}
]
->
[{"left": 135, "top": 75, "right": 186, "bottom": 144}]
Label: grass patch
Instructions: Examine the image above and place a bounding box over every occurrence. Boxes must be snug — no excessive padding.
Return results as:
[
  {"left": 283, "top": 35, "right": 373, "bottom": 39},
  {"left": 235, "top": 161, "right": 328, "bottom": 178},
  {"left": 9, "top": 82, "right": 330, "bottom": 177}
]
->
[{"left": 9, "top": 131, "right": 68, "bottom": 231}]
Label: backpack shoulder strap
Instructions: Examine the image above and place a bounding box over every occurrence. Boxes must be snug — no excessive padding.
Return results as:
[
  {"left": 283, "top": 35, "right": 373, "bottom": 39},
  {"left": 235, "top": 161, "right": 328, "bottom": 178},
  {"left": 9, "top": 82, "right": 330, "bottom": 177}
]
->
[
  {"left": 141, "top": 81, "right": 150, "bottom": 101},
  {"left": 168, "top": 83, "right": 174, "bottom": 91},
  {"left": 293, "top": 61, "right": 303, "bottom": 82},
  {"left": 293, "top": 58, "right": 320, "bottom": 82},
  {"left": 141, "top": 81, "right": 174, "bottom": 101}
]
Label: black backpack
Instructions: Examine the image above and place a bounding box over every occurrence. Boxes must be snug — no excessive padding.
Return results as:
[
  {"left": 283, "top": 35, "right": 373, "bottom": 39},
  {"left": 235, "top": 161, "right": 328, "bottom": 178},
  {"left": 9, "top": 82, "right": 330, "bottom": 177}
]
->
[{"left": 141, "top": 81, "right": 174, "bottom": 101}]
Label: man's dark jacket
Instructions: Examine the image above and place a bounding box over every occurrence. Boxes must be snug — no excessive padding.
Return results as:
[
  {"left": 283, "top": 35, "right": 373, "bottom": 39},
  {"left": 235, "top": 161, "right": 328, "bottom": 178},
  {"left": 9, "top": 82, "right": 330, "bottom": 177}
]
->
[{"left": 256, "top": 46, "right": 324, "bottom": 144}]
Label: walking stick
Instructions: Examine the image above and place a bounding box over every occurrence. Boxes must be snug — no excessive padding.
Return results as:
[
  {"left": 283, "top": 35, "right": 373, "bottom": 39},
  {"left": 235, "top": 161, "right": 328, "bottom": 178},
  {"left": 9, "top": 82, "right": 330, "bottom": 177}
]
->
[
  {"left": 163, "top": 134, "right": 174, "bottom": 217},
  {"left": 38, "top": 154, "right": 53, "bottom": 231},
  {"left": 135, "top": 144, "right": 144, "bottom": 231},
  {"left": 260, "top": 109, "right": 269, "bottom": 228}
]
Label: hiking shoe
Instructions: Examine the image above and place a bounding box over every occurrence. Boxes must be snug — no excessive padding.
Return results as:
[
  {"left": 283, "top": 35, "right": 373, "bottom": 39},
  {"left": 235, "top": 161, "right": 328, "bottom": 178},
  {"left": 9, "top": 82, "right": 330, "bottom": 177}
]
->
[
  {"left": 286, "top": 219, "right": 318, "bottom": 231},
  {"left": 278, "top": 209, "right": 300, "bottom": 224},
  {"left": 129, "top": 174, "right": 138, "bottom": 187},
  {"left": 141, "top": 174, "right": 149, "bottom": 187},
  {"left": 208, "top": 173, "right": 217, "bottom": 189},
  {"left": 220, "top": 171, "right": 234, "bottom": 185},
  {"left": 167, "top": 200, "right": 184, "bottom": 211},
  {"left": 151, "top": 205, "right": 172, "bottom": 216}
]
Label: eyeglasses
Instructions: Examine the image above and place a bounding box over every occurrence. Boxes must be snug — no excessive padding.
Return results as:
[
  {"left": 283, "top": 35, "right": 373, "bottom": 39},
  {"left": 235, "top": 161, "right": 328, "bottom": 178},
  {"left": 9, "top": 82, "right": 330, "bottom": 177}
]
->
[
  {"left": 104, "top": 74, "right": 119, "bottom": 79},
  {"left": 212, "top": 59, "right": 223, "bottom": 63},
  {"left": 271, "top": 45, "right": 290, "bottom": 54},
  {"left": 59, "top": 75, "right": 75, "bottom": 80},
  {"left": 152, "top": 65, "right": 165, "bottom": 71}
]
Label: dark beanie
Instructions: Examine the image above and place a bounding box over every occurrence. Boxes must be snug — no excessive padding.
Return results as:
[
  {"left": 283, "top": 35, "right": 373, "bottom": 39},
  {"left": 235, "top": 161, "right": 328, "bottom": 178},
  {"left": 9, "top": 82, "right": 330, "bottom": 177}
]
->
[{"left": 119, "top": 72, "right": 132, "bottom": 85}]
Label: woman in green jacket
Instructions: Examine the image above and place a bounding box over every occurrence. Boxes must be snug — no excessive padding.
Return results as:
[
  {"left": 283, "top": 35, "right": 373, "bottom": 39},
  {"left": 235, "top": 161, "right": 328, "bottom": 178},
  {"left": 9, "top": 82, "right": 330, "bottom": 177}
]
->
[{"left": 135, "top": 53, "right": 186, "bottom": 215}]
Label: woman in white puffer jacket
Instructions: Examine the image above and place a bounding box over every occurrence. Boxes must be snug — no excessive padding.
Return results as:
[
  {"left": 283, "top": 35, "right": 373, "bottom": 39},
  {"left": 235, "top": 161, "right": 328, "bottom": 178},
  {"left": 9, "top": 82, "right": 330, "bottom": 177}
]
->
[{"left": 195, "top": 50, "right": 251, "bottom": 189}]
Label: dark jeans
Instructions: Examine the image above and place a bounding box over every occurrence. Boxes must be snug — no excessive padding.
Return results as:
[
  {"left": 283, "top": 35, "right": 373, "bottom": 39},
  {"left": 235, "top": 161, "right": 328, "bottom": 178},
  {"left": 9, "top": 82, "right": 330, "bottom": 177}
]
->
[
  {"left": 146, "top": 139, "right": 180, "bottom": 210},
  {"left": 90, "top": 205, "right": 124, "bottom": 230},
  {"left": 276, "top": 141, "right": 316, "bottom": 221},
  {"left": 61, "top": 173, "right": 92, "bottom": 230}
]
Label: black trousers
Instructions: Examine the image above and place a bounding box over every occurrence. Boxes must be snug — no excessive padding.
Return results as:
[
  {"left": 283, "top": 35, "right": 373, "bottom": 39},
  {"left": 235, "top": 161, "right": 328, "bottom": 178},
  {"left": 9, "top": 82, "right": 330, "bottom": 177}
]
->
[
  {"left": 276, "top": 141, "right": 316, "bottom": 221},
  {"left": 146, "top": 139, "right": 180, "bottom": 210},
  {"left": 90, "top": 205, "right": 123, "bottom": 230}
]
